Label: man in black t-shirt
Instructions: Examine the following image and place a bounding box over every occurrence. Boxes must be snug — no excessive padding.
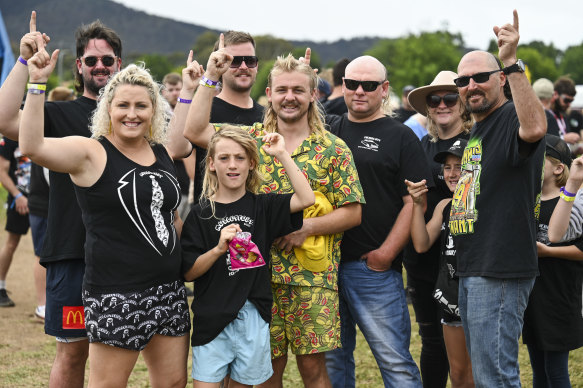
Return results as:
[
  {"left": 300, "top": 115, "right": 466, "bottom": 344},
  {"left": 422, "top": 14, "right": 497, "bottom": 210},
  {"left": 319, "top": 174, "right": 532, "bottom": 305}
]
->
[
  {"left": 0, "top": 12, "right": 122, "bottom": 387},
  {"left": 451, "top": 11, "right": 547, "bottom": 387},
  {"left": 325, "top": 55, "right": 429, "bottom": 387},
  {"left": 169, "top": 31, "right": 264, "bottom": 206}
]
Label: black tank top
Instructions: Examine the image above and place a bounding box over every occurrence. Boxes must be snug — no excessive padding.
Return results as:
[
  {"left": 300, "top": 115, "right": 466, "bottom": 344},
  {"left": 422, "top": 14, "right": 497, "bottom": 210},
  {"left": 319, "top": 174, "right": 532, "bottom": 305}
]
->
[{"left": 75, "top": 137, "right": 182, "bottom": 293}]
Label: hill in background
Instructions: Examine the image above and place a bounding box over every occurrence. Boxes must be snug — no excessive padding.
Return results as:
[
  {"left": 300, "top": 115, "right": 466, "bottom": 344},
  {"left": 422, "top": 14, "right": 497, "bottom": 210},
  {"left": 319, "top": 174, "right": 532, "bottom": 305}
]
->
[{"left": 0, "top": 0, "right": 380, "bottom": 64}]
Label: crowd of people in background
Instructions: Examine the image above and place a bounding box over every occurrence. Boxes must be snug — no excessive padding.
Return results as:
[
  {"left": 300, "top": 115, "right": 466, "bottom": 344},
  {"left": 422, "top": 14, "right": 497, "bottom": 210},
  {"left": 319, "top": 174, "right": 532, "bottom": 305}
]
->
[{"left": 0, "top": 8, "right": 582, "bottom": 388}]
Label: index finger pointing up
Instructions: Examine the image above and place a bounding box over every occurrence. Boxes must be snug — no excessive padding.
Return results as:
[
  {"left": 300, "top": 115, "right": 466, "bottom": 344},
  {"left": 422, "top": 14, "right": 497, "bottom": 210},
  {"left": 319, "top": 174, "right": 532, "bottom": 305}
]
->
[
  {"left": 218, "top": 33, "right": 225, "bottom": 50},
  {"left": 513, "top": 9, "right": 519, "bottom": 32},
  {"left": 30, "top": 10, "right": 37, "bottom": 33}
]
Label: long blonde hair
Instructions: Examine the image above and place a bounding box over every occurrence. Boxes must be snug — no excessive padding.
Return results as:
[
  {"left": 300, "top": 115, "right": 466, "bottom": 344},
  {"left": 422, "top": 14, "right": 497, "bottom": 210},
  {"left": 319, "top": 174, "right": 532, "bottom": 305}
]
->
[
  {"left": 200, "top": 125, "right": 264, "bottom": 216},
  {"left": 263, "top": 54, "right": 326, "bottom": 139},
  {"left": 90, "top": 63, "right": 170, "bottom": 144}
]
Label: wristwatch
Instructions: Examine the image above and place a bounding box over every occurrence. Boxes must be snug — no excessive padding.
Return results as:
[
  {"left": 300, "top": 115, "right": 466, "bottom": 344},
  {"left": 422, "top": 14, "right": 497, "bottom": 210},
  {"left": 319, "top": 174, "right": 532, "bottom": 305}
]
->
[{"left": 503, "top": 59, "right": 525, "bottom": 75}]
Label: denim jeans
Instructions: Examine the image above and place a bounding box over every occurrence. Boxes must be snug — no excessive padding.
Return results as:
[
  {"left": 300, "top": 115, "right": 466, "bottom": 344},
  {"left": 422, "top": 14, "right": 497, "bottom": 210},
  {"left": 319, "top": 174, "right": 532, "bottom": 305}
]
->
[
  {"left": 458, "top": 276, "right": 535, "bottom": 388},
  {"left": 325, "top": 260, "right": 422, "bottom": 388}
]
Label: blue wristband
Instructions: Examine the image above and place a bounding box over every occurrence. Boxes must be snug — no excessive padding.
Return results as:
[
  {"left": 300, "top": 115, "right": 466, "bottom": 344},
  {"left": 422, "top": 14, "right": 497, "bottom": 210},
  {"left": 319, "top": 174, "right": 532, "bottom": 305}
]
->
[
  {"left": 560, "top": 186, "right": 576, "bottom": 197},
  {"left": 10, "top": 192, "right": 23, "bottom": 209}
]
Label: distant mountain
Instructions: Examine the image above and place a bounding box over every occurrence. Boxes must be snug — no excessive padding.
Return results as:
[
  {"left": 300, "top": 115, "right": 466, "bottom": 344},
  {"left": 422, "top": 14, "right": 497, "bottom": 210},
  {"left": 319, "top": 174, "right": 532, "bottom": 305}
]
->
[{"left": 0, "top": 0, "right": 380, "bottom": 64}]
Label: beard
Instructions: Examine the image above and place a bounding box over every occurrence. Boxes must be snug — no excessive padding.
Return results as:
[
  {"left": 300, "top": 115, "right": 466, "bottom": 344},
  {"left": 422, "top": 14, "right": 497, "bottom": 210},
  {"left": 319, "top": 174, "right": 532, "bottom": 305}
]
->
[
  {"left": 83, "top": 69, "right": 112, "bottom": 96},
  {"left": 464, "top": 90, "right": 494, "bottom": 114},
  {"left": 223, "top": 70, "right": 255, "bottom": 93}
]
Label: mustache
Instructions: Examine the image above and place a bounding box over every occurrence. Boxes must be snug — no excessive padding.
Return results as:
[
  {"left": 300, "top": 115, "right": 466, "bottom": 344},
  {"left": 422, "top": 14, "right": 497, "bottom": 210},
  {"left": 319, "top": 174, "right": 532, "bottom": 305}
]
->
[
  {"left": 91, "top": 69, "right": 111, "bottom": 76},
  {"left": 467, "top": 90, "right": 485, "bottom": 99}
]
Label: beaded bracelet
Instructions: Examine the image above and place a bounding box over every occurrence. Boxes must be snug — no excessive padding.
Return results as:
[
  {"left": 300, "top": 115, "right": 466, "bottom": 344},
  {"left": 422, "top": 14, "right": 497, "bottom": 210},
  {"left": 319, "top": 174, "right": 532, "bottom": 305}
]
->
[{"left": 177, "top": 97, "right": 192, "bottom": 104}]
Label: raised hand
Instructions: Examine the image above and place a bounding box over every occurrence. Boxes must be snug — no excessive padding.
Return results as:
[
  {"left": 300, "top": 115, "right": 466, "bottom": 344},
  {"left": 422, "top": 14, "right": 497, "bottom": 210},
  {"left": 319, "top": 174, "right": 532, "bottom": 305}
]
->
[
  {"left": 405, "top": 179, "right": 428, "bottom": 206},
  {"left": 567, "top": 156, "right": 583, "bottom": 189},
  {"left": 27, "top": 34, "right": 59, "bottom": 83},
  {"left": 205, "top": 33, "right": 233, "bottom": 81},
  {"left": 299, "top": 47, "right": 318, "bottom": 74},
  {"left": 20, "top": 11, "right": 50, "bottom": 61},
  {"left": 493, "top": 9, "right": 520, "bottom": 66},
  {"left": 261, "top": 133, "right": 286, "bottom": 158},
  {"left": 182, "top": 50, "right": 205, "bottom": 93},
  {"left": 216, "top": 223, "right": 242, "bottom": 253}
]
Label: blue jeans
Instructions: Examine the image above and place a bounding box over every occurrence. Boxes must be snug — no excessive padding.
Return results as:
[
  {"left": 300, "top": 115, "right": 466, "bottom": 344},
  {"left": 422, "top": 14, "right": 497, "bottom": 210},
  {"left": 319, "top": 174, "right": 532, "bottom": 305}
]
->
[
  {"left": 527, "top": 344, "right": 571, "bottom": 388},
  {"left": 325, "top": 260, "right": 422, "bottom": 388},
  {"left": 458, "top": 276, "right": 535, "bottom": 388}
]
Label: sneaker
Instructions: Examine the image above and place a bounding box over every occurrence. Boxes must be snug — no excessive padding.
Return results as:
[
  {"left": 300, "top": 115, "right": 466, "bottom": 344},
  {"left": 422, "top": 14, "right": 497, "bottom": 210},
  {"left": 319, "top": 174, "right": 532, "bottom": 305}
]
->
[
  {"left": 35, "top": 305, "right": 46, "bottom": 319},
  {"left": 0, "top": 289, "right": 15, "bottom": 307}
]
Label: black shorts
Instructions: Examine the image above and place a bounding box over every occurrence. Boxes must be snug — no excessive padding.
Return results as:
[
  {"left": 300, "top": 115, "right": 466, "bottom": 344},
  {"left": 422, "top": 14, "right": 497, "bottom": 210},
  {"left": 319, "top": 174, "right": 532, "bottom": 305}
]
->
[
  {"left": 5, "top": 206, "right": 30, "bottom": 235},
  {"left": 83, "top": 280, "right": 190, "bottom": 351},
  {"left": 45, "top": 259, "right": 87, "bottom": 338}
]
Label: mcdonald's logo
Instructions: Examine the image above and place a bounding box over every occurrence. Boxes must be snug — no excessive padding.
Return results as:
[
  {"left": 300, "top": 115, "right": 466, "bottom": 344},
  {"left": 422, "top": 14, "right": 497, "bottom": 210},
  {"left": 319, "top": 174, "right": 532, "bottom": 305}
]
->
[{"left": 62, "top": 306, "right": 85, "bottom": 329}]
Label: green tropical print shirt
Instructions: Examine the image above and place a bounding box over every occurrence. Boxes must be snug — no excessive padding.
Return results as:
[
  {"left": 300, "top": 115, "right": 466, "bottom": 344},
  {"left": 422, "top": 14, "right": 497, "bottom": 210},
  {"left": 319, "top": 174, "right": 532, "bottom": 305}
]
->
[{"left": 213, "top": 122, "right": 365, "bottom": 291}]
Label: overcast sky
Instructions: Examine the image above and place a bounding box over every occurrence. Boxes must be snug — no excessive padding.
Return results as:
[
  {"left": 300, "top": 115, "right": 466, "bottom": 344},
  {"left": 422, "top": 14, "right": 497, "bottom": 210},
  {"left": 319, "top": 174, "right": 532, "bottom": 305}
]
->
[{"left": 114, "top": 0, "right": 582, "bottom": 51}]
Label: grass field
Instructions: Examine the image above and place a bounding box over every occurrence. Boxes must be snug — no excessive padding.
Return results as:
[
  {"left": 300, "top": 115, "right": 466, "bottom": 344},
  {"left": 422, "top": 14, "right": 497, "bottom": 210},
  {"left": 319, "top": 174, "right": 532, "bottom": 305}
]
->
[{"left": 0, "top": 184, "right": 581, "bottom": 386}]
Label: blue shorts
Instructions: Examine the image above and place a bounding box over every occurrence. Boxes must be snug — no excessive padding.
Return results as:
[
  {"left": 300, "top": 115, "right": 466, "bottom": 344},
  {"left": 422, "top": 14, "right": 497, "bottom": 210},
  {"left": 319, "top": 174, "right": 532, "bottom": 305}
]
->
[
  {"left": 29, "top": 214, "right": 47, "bottom": 257},
  {"left": 191, "top": 300, "right": 272, "bottom": 385},
  {"left": 45, "top": 259, "right": 87, "bottom": 338}
]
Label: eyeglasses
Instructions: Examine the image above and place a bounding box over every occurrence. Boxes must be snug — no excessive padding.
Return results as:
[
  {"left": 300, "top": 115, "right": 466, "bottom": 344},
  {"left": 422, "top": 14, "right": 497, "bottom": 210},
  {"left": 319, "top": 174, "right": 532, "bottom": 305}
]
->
[
  {"left": 426, "top": 93, "right": 459, "bottom": 108},
  {"left": 81, "top": 55, "right": 116, "bottom": 67},
  {"left": 230, "top": 56, "right": 258, "bottom": 68},
  {"left": 343, "top": 79, "right": 384, "bottom": 92},
  {"left": 453, "top": 69, "right": 502, "bottom": 87},
  {"left": 561, "top": 95, "right": 574, "bottom": 104}
]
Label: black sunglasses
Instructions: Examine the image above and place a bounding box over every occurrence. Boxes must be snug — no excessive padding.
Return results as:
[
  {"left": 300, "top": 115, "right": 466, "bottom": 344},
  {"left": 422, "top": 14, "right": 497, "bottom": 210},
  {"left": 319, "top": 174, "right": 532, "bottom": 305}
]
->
[
  {"left": 426, "top": 93, "right": 459, "bottom": 108},
  {"left": 453, "top": 69, "right": 502, "bottom": 87},
  {"left": 561, "top": 95, "right": 574, "bottom": 104},
  {"left": 230, "top": 56, "right": 258, "bottom": 68},
  {"left": 81, "top": 55, "right": 116, "bottom": 67},
  {"left": 343, "top": 79, "right": 384, "bottom": 92}
]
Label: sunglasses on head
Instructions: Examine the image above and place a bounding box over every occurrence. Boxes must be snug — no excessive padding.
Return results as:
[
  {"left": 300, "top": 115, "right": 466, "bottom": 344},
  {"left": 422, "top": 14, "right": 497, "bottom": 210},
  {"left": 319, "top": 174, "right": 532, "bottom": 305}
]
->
[
  {"left": 453, "top": 69, "right": 502, "bottom": 87},
  {"left": 81, "top": 55, "right": 116, "bottom": 67},
  {"left": 343, "top": 79, "right": 384, "bottom": 92},
  {"left": 561, "top": 95, "right": 574, "bottom": 104},
  {"left": 230, "top": 56, "right": 258, "bottom": 68},
  {"left": 426, "top": 93, "right": 459, "bottom": 108}
]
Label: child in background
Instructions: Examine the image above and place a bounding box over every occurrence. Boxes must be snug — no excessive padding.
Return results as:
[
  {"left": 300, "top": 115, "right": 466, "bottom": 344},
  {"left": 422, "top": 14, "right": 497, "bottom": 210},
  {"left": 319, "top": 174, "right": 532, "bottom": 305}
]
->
[
  {"left": 406, "top": 138, "right": 474, "bottom": 388},
  {"left": 181, "top": 126, "right": 314, "bottom": 387},
  {"left": 523, "top": 134, "right": 583, "bottom": 388}
]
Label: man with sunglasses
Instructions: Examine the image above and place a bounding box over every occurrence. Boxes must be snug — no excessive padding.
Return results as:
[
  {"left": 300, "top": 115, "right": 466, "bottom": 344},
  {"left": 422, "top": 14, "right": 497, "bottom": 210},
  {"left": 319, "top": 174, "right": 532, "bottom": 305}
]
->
[
  {"left": 550, "top": 76, "right": 579, "bottom": 145},
  {"left": 324, "top": 55, "right": 431, "bottom": 388},
  {"left": 450, "top": 10, "right": 547, "bottom": 388},
  {"left": 189, "top": 31, "right": 264, "bottom": 208},
  {"left": 0, "top": 12, "right": 122, "bottom": 387}
]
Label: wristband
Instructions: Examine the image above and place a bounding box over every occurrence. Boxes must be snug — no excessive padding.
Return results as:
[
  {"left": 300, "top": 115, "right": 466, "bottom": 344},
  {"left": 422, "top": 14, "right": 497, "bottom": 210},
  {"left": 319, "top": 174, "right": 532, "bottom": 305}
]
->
[
  {"left": 560, "top": 186, "right": 576, "bottom": 198},
  {"left": 27, "top": 83, "right": 47, "bottom": 91},
  {"left": 18, "top": 56, "right": 28, "bottom": 66},
  {"left": 560, "top": 192, "right": 576, "bottom": 202},
  {"left": 177, "top": 97, "right": 192, "bottom": 104},
  {"left": 199, "top": 76, "right": 219, "bottom": 89},
  {"left": 10, "top": 193, "right": 23, "bottom": 209}
]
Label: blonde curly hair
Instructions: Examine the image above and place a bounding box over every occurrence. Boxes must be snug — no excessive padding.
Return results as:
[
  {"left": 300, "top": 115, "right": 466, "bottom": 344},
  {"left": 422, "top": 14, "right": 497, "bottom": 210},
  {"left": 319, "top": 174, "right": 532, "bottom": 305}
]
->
[{"left": 90, "top": 63, "right": 170, "bottom": 144}]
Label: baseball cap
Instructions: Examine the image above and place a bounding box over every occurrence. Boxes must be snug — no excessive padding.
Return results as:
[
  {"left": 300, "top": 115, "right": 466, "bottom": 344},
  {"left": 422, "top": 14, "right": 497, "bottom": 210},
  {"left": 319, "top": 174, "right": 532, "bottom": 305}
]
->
[{"left": 434, "top": 139, "right": 468, "bottom": 163}]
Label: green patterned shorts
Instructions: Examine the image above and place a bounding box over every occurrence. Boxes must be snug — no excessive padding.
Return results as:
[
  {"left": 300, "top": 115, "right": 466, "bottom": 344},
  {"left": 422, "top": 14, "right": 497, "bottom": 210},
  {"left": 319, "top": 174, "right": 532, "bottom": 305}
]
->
[{"left": 270, "top": 283, "right": 340, "bottom": 357}]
